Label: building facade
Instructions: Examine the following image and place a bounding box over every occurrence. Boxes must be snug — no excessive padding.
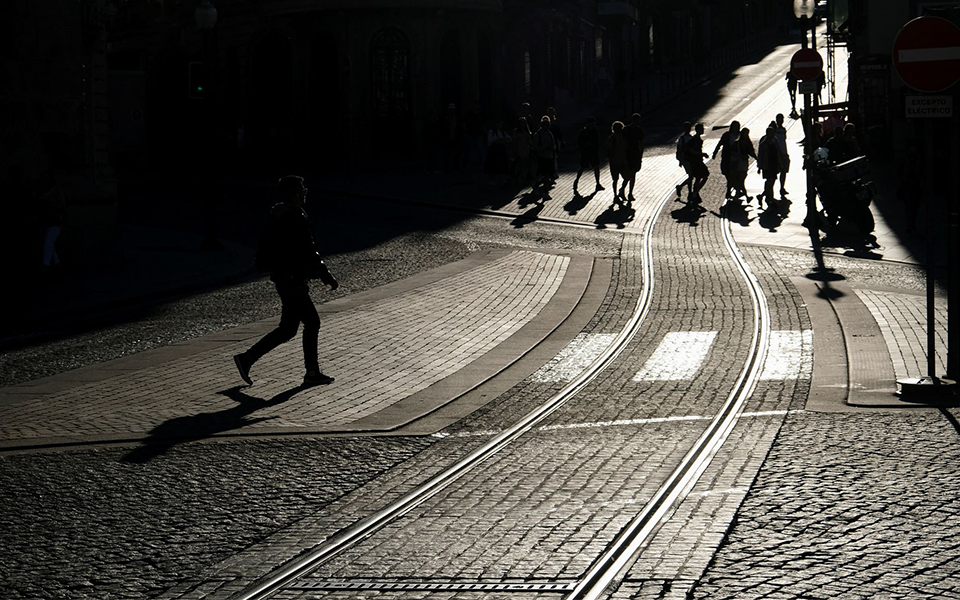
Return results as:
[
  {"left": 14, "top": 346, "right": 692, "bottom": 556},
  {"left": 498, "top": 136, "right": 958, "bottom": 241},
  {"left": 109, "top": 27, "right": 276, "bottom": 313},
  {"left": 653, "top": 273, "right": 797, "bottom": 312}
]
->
[
  {"left": 837, "top": 0, "right": 959, "bottom": 158},
  {"left": 104, "top": 0, "right": 792, "bottom": 177},
  {"left": 1, "top": 0, "right": 117, "bottom": 272}
]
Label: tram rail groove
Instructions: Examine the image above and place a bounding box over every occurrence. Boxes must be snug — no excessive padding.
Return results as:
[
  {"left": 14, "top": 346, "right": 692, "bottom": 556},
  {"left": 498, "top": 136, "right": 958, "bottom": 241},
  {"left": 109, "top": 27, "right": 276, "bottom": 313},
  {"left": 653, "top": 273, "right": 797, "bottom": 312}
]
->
[{"left": 226, "top": 186, "right": 771, "bottom": 600}]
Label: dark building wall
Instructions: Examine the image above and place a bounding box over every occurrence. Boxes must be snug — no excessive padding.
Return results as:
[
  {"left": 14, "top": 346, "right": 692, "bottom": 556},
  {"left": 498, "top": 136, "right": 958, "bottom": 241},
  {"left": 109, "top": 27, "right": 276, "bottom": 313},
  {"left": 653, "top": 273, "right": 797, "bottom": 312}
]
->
[
  {"left": 103, "top": 0, "right": 790, "bottom": 177},
  {"left": 2, "top": 0, "right": 117, "bottom": 270}
]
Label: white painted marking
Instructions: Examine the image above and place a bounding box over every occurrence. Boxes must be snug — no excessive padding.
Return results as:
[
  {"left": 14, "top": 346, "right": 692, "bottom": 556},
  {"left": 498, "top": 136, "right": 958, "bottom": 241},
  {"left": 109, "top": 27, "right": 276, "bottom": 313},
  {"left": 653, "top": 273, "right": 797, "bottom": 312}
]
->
[
  {"left": 632, "top": 331, "right": 718, "bottom": 381},
  {"left": 539, "top": 415, "right": 706, "bottom": 431},
  {"left": 437, "top": 410, "right": 805, "bottom": 438},
  {"left": 899, "top": 47, "right": 960, "bottom": 63},
  {"left": 759, "top": 330, "right": 814, "bottom": 380},
  {"left": 531, "top": 333, "right": 618, "bottom": 382},
  {"left": 689, "top": 488, "right": 749, "bottom": 498}
]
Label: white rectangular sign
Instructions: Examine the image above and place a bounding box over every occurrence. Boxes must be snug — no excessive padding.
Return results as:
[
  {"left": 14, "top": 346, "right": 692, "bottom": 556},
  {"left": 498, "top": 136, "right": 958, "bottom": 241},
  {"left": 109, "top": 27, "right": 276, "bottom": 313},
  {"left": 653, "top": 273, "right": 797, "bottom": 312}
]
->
[{"left": 905, "top": 95, "right": 953, "bottom": 118}]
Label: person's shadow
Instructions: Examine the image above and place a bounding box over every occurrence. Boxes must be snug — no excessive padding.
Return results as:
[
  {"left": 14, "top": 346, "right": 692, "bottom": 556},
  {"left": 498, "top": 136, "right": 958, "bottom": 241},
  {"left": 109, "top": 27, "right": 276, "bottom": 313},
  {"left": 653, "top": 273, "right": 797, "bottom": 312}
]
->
[
  {"left": 595, "top": 198, "right": 635, "bottom": 229},
  {"left": 512, "top": 200, "right": 545, "bottom": 228},
  {"left": 517, "top": 180, "right": 554, "bottom": 208},
  {"left": 714, "top": 199, "right": 754, "bottom": 228},
  {"left": 121, "top": 385, "right": 303, "bottom": 463},
  {"left": 758, "top": 201, "right": 788, "bottom": 231},
  {"left": 564, "top": 189, "right": 597, "bottom": 216},
  {"left": 670, "top": 198, "right": 708, "bottom": 227}
]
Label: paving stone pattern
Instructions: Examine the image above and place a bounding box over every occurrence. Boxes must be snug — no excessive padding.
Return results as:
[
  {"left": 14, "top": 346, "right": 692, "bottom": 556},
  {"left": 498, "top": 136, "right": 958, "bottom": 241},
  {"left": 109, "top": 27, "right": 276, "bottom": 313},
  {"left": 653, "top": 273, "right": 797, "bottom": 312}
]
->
[
  {"left": 0, "top": 437, "right": 433, "bottom": 600},
  {"left": 854, "top": 288, "right": 948, "bottom": 380},
  {"left": 690, "top": 410, "right": 960, "bottom": 600},
  {"left": 0, "top": 250, "right": 568, "bottom": 443},
  {"left": 611, "top": 158, "right": 815, "bottom": 597},
  {"left": 177, "top": 138, "right": 812, "bottom": 600}
]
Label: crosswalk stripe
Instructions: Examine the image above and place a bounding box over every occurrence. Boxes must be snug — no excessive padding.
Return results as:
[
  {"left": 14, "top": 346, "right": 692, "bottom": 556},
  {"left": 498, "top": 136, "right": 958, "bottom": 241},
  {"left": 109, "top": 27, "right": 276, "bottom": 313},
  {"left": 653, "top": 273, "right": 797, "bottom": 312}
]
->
[
  {"left": 632, "top": 331, "right": 718, "bottom": 381},
  {"left": 531, "top": 333, "right": 619, "bottom": 382},
  {"left": 759, "top": 330, "right": 813, "bottom": 380}
]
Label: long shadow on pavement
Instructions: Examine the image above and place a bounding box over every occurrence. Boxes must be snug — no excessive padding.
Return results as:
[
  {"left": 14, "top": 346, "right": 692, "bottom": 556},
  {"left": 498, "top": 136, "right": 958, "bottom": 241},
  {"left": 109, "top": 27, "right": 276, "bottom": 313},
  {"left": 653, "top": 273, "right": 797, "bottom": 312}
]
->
[
  {"left": 564, "top": 189, "right": 597, "bottom": 215},
  {"left": 121, "top": 384, "right": 302, "bottom": 463},
  {"left": 671, "top": 198, "right": 708, "bottom": 227},
  {"left": 595, "top": 199, "right": 636, "bottom": 230}
]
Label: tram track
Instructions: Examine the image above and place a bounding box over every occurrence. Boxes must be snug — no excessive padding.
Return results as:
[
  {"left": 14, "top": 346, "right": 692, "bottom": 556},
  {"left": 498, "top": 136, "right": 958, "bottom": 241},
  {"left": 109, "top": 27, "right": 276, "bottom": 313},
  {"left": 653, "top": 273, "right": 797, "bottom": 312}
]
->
[
  {"left": 224, "top": 172, "right": 771, "bottom": 599},
  {"left": 567, "top": 199, "right": 771, "bottom": 600}
]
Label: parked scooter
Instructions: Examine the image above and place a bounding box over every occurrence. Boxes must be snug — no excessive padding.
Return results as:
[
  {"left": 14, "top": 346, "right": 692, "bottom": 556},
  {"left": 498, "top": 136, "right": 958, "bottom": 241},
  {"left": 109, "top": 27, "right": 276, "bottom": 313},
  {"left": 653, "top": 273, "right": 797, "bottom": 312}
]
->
[{"left": 809, "top": 147, "right": 876, "bottom": 241}]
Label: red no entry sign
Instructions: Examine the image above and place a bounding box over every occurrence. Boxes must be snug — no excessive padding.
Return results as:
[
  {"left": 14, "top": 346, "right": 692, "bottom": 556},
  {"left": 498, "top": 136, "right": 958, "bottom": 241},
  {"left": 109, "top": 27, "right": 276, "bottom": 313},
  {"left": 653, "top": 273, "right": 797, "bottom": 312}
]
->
[
  {"left": 894, "top": 16, "right": 960, "bottom": 93},
  {"left": 791, "top": 48, "right": 823, "bottom": 81}
]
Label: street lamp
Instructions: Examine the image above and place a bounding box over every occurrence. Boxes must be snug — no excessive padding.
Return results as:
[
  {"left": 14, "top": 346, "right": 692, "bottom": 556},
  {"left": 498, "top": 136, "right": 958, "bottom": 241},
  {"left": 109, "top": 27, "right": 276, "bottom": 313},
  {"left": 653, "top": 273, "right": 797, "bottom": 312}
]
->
[{"left": 792, "top": 0, "right": 815, "bottom": 19}]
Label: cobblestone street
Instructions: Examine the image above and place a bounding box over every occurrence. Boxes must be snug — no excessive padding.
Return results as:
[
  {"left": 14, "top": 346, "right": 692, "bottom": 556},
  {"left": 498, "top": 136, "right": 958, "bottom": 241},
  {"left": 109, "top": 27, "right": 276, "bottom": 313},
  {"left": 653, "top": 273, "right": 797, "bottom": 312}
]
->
[{"left": 3, "top": 33, "right": 959, "bottom": 600}]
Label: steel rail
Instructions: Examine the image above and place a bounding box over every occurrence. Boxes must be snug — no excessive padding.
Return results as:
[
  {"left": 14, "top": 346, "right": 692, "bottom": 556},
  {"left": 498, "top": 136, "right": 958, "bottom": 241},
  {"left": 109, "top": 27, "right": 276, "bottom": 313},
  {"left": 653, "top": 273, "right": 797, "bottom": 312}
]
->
[
  {"left": 565, "top": 199, "right": 772, "bottom": 600},
  {"left": 228, "top": 191, "right": 673, "bottom": 600}
]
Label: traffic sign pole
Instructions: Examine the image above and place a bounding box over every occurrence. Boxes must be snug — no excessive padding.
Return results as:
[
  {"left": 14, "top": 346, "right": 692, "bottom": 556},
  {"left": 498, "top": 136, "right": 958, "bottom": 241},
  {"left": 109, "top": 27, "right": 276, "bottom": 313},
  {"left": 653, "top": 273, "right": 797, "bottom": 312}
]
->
[{"left": 893, "top": 16, "right": 960, "bottom": 401}]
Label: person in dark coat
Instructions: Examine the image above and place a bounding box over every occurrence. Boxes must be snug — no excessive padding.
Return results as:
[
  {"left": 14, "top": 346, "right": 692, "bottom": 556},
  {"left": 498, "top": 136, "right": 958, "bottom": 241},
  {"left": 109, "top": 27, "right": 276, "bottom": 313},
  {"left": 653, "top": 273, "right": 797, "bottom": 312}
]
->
[
  {"left": 607, "top": 121, "right": 628, "bottom": 200},
  {"left": 234, "top": 175, "right": 339, "bottom": 387},
  {"left": 757, "top": 124, "right": 782, "bottom": 209}
]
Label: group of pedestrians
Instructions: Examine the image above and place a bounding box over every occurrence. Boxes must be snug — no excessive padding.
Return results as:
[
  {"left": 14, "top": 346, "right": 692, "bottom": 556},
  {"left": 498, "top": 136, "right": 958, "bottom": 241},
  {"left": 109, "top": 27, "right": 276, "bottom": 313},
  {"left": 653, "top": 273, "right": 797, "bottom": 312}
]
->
[
  {"left": 465, "top": 104, "right": 566, "bottom": 189},
  {"left": 710, "top": 114, "right": 790, "bottom": 209},
  {"left": 233, "top": 106, "right": 809, "bottom": 389}
]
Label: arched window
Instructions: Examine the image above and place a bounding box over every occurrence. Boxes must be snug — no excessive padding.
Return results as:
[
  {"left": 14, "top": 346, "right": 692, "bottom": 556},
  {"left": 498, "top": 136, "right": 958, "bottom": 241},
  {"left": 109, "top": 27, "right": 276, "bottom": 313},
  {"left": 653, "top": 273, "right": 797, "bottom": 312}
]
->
[{"left": 371, "top": 28, "right": 410, "bottom": 118}]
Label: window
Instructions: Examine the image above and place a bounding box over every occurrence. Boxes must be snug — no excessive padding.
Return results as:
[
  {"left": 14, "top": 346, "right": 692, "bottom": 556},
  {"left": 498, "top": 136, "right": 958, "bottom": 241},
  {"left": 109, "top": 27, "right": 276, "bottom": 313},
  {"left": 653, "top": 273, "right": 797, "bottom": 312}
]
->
[{"left": 371, "top": 28, "right": 410, "bottom": 118}]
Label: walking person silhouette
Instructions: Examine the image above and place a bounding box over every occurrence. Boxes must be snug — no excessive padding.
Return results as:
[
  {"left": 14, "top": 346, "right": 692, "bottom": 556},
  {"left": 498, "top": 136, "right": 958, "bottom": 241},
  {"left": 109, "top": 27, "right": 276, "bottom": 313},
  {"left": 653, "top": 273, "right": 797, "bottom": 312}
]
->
[
  {"left": 574, "top": 116, "right": 603, "bottom": 192},
  {"left": 234, "top": 175, "right": 339, "bottom": 387},
  {"left": 757, "top": 124, "right": 781, "bottom": 209},
  {"left": 786, "top": 72, "right": 799, "bottom": 118},
  {"left": 533, "top": 115, "right": 557, "bottom": 190},
  {"left": 773, "top": 113, "right": 791, "bottom": 198},
  {"left": 712, "top": 120, "right": 741, "bottom": 199},
  {"left": 606, "top": 121, "right": 628, "bottom": 201},
  {"left": 621, "top": 112, "right": 644, "bottom": 201},
  {"left": 684, "top": 123, "right": 710, "bottom": 202}
]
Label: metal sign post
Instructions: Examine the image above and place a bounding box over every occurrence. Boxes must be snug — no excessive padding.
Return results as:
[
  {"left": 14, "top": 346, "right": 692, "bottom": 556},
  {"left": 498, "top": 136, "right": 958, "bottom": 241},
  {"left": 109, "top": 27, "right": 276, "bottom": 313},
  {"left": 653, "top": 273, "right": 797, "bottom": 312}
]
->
[{"left": 893, "top": 16, "right": 960, "bottom": 401}]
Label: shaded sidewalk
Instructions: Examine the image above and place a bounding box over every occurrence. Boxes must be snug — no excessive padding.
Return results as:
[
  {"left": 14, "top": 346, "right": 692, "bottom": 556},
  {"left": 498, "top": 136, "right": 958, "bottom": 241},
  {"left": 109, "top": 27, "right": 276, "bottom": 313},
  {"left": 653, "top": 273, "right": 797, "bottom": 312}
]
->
[{"left": 3, "top": 225, "right": 255, "bottom": 343}]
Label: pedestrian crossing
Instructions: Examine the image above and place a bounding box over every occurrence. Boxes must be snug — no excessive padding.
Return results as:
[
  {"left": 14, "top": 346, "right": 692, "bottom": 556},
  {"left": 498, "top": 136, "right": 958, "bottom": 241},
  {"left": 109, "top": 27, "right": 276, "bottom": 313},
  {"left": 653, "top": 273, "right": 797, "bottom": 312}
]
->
[{"left": 529, "top": 329, "right": 813, "bottom": 385}]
